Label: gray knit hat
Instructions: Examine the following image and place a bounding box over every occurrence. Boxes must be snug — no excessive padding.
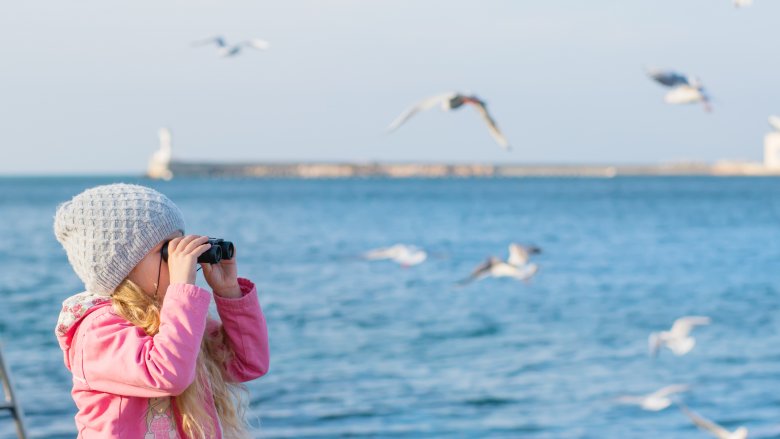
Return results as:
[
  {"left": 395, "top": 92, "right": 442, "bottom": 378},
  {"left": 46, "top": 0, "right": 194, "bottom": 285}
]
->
[{"left": 53, "top": 183, "right": 186, "bottom": 295}]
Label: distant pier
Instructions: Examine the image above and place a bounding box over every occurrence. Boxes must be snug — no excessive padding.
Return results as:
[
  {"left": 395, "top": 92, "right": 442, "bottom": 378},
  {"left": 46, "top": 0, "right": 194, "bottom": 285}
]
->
[{"left": 156, "top": 160, "right": 780, "bottom": 179}]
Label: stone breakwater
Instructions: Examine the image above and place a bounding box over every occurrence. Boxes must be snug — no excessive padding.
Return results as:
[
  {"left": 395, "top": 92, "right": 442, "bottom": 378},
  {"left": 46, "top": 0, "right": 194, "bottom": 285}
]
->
[{"left": 159, "top": 160, "right": 780, "bottom": 179}]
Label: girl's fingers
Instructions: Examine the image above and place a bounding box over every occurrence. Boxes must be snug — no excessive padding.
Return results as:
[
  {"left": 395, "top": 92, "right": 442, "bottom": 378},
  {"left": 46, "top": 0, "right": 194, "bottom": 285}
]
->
[
  {"left": 167, "top": 236, "right": 183, "bottom": 253},
  {"left": 194, "top": 242, "right": 212, "bottom": 256},
  {"left": 182, "top": 236, "right": 210, "bottom": 254}
]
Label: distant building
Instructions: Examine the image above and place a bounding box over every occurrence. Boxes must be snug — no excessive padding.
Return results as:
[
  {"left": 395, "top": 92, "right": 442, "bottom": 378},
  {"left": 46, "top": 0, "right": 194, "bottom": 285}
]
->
[
  {"left": 764, "top": 132, "right": 780, "bottom": 169},
  {"left": 146, "top": 128, "right": 173, "bottom": 180}
]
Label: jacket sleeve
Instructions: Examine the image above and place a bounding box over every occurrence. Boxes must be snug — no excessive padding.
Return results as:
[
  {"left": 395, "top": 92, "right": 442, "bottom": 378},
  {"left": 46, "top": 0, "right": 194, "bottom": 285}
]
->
[
  {"left": 76, "top": 283, "right": 212, "bottom": 398},
  {"left": 210, "top": 277, "right": 270, "bottom": 382}
]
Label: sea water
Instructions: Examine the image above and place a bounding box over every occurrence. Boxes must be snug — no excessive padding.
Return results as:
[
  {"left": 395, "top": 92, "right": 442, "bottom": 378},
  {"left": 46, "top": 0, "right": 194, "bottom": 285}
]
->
[{"left": 2, "top": 176, "right": 780, "bottom": 438}]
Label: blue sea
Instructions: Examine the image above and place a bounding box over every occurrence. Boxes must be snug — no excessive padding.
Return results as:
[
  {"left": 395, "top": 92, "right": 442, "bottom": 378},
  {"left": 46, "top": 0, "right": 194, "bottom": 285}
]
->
[{"left": 2, "top": 176, "right": 780, "bottom": 438}]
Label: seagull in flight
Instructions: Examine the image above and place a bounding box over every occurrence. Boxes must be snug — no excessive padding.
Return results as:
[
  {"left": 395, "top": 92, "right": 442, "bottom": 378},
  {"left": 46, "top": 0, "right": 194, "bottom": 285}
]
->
[
  {"left": 364, "top": 244, "right": 427, "bottom": 267},
  {"left": 768, "top": 115, "right": 780, "bottom": 131},
  {"left": 734, "top": 0, "right": 753, "bottom": 7},
  {"left": 387, "top": 92, "right": 511, "bottom": 150},
  {"left": 649, "top": 316, "right": 711, "bottom": 357},
  {"left": 192, "top": 36, "right": 270, "bottom": 57},
  {"left": 458, "top": 243, "right": 540, "bottom": 285},
  {"left": 616, "top": 384, "right": 690, "bottom": 411},
  {"left": 679, "top": 404, "right": 748, "bottom": 439},
  {"left": 646, "top": 68, "right": 712, "bottom": 112}
]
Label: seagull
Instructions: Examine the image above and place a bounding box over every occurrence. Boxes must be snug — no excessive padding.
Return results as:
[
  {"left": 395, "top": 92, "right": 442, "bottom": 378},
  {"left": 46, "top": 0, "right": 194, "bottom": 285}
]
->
[
  {"left": 458, "top": 243, "right": 540, "bottom": 284},
  {"left": 387, "top": 92, "right": 511, "bottom": 150},
  {"left": 734, "top": 0, "right": 753, "bottom": 7},
  {"left": 679, "top": 404, "right": 748, "bottom": 439},
  {"left": 616, "top": 384, "right": 690, "bottom": 411},
  {"left": 768, "top": 115, "right": 780, "bottom": 131},
  {"left": 646, "top": 68, "right": 712, "bottom": 112},
  {"left": 364, "top": 244, "right": 427, "bottom": 267},
  {"left": 192, "top": 36, "right": 270, "bottom": 57},
  {"left": 507, "top": 243, "right": 542, "bottom": 267},
  {"left": 649, "top": 316, "right": 711, "bottom": 357}
]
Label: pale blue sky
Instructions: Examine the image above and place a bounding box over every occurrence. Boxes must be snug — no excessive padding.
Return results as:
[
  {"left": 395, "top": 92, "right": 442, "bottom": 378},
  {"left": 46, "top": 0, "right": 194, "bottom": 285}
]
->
[{"left": 2, "top": 0, "right": 779, "bottom": 174}]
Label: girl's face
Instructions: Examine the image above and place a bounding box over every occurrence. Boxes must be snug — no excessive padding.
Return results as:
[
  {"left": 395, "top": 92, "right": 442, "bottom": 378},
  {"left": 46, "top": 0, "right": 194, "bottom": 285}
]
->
[{"left": 126, "top": 230, "right": 183, "bottom": 301}]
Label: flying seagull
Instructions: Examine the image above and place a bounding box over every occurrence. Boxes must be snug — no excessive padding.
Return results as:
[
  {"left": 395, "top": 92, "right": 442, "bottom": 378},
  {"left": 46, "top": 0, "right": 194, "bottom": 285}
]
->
[
  {"left": 734, "top": 0, "right": 753, "bottom": 7},
  {"left": 364, "top": 244, "right": 427, "bottom": 267},
  {"left": 646, "top": 68, "right": 712, "bottom": 112},
  {"left": 768, "top": 115, "right": 780, "bottom": 131},
  {"left": 649, "top": 316, "right": 711, "bottom": 357},
  {"left": 458, "top": 243, "right": 540, "bottom": 284},
  {"left": 616, "top": 384, "right": 690, "bottom": 411},
  {"left": 387, "top": 92, "right": 511, "bottom": 150},
  {"left": 193, "top": 36, "right": 270, "bottom": 57},
  {"left": 679, "top": 404, "right": 748, "bottom": 439}
]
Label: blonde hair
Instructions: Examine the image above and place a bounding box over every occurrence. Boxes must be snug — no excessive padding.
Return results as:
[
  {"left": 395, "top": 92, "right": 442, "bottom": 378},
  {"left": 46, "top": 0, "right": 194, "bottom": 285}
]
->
[{"left": 112, "top": 279, "right": 250, "bottom": 438}]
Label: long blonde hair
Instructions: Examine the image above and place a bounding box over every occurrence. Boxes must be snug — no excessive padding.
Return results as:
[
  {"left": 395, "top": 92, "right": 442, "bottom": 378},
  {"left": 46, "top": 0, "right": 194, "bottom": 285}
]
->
[{"left": 112, "top": 279, "right": 250, "bottom": 438}]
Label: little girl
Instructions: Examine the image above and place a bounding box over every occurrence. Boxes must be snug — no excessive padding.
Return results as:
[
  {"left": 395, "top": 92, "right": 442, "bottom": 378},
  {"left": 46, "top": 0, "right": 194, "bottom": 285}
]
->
[{"left": 53, "top": 183, "right": 270, "bottom": 438}]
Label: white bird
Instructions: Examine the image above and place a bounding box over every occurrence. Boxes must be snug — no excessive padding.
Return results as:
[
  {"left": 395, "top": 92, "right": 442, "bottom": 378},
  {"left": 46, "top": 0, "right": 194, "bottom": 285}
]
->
[
  {"left": 192, "top": 36, "right": 270, "bottom": 57},
  {"left": 646, "top": 68, "right": 712, "bottom": 112},
  {"left": 364, "top": 244, "right": 427, "bottom": 267},
  {"left": 680, "top": 404, "right": 749, "bottom": 439},
  {"left": 387, "top": 92, "right": 511, "bottom": 150},
  {"left": 616, "top": 384, "right": 690, "bottom": 411},
  {"left": 768, "top": 115, "right": 780, "bottom": 131},
  {"left": 649, "top": 316, "right": 711, "bottom": 357},
  {"left": 734, "top": 0, "right": 753, "bottom": 7},
  {"left": 459, "top": 243, "right": 540, "bottom": 284}
]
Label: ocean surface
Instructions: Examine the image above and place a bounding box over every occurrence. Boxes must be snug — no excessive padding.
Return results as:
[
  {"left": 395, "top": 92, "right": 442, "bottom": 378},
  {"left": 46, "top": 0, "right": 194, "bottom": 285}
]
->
[{"left": 2, "top": 176, "right": 780, "bottom": 438}]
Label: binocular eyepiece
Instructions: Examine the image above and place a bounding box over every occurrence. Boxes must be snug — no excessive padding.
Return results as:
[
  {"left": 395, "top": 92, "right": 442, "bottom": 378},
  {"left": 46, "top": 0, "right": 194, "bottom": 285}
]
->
[{"left": 161, "top": 238, "right": 235, "bottom": 264}]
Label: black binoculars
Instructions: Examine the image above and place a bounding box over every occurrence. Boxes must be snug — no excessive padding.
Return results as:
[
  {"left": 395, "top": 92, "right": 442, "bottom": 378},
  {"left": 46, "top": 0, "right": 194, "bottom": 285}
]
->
[{"left": 161, "top": 238, "right": 235, "bottom": 264}]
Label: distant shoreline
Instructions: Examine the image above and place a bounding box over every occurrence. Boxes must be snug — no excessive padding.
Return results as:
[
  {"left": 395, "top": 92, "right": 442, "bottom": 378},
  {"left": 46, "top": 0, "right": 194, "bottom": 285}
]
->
[{"left": 151, "top": 160, "right": 780, "bottom": 179}]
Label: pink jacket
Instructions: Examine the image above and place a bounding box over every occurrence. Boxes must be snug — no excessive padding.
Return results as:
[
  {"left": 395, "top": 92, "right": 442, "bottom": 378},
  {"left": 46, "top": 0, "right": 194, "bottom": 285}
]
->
[{"left": 55, "top": 277, "right": 270, "bottom": 438}]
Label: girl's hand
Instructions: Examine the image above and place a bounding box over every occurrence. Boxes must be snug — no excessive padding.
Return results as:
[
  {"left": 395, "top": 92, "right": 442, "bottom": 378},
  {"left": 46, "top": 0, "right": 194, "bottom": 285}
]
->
[
  {"left": 167, "top": 235, "right": 212, "bottom": 285},
  {"left": 201, "top": 246, "right": 241, "bottom": 298}
]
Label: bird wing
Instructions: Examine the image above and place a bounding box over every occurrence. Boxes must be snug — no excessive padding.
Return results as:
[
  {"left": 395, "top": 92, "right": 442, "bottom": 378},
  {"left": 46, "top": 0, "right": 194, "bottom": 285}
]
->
[
  {"left": 651, "top": 384, "right": 690, "bottom": 399},
  {"left": 458, "top": 258, "right": 495, "bottom": 284},
  {"left": 769, "top": 115, "right": 780, "bottom": 131},
  {"left": 192, "top": 36, "right": 226, "bottom": 47},
  {"left": 240, "top": 39, "right": 271, "bottom": 50},
  {"left": 470, "top": 101, "right": 511, "bottom": 150},
  {"left": 670, "top": 316, "right": 711, "bottom": 337},
  {"left": 679, "top": 405, "right": 732, "bottom": 439},
  {"left": 386, "top": 93, "right": 454, "bottom": 132},
  {"left": 507, "top": 243, "right": 530, "bottom": 266},
  {"left": 647, "top": 69, "right": 691, "bottom": 87}
]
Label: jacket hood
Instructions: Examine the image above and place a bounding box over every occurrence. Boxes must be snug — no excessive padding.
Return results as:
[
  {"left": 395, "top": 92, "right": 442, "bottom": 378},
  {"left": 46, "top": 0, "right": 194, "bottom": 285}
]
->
[{"left": 55, "top": 291, "right": 112, "bottom": 357}]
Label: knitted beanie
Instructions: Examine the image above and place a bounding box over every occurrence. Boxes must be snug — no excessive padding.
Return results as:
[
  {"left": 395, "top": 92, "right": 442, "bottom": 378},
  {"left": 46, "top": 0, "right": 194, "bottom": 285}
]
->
[{"left": 53, "top": 183, "right": 186, "bottom": 295}]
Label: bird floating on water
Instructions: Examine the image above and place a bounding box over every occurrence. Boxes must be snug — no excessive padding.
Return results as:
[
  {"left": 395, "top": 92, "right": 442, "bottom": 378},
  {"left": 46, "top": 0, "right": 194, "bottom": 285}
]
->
[
  {"left": 364, "top": 244, "right": 427, "bottom": 267},
  {"left": 616, "top": 384, "right": 690, "bottom": 411},
  {"left": 648, "top": 316, "right": 711, "bottom": 357},
  {"left": 192, "top": 36, "right": 270, "bottom": 57},
  {"left": 679, "top": 404, "right": 748, "bottom": 439},
  {"left": 387, "top": 92, "right": 511, "bottom": 150},
  {"left": 458, "top": 243, "right": 540, "bottom": 284},
  {"left": 646, "top": 68, "right": 712, "bottom": 112}
]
